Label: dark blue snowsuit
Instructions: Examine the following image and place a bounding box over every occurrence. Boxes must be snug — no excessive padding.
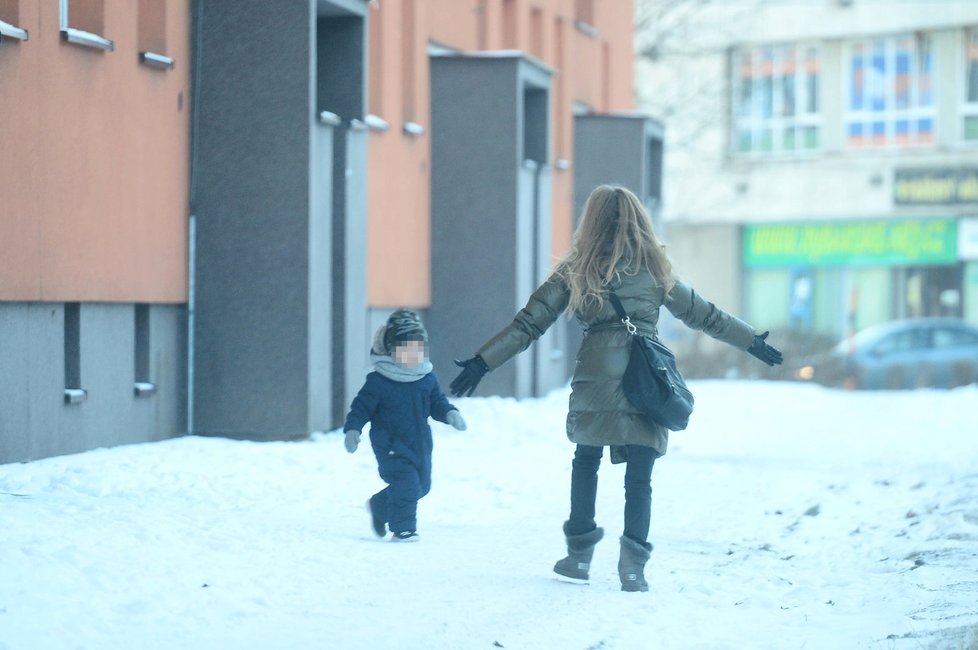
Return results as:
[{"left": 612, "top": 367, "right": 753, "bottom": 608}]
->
[{"left": 344, "top": 371, "right": 457, "bottom": 533}]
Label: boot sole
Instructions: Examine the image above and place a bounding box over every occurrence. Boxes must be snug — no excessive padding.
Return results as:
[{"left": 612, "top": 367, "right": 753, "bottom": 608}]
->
[{"left": 553, "top": 571, "right": 589, "bottom": 585}]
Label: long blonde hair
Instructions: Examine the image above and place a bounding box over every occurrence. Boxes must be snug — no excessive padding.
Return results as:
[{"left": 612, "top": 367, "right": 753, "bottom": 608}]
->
[{"left": 556, "top": 184, "right": 675, "bottom": 314}]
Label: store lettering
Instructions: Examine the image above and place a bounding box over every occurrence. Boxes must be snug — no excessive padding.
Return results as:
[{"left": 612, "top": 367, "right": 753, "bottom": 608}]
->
[
  {"left": 894, "top": 168, "right": 978, "bottom": 205},
  {"left": 745, "top": 219, "right": 957, "bottom": 267}
]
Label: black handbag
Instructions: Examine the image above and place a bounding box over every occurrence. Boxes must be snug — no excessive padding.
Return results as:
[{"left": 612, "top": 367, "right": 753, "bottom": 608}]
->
[{"left": 608, "top": 290, "right": 694, "bottom": 431}]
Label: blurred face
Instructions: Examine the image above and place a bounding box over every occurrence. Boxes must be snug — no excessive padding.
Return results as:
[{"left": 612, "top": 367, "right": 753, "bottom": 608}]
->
[{"left": 393, "top": 340, "right": 426, "bottom": 368}]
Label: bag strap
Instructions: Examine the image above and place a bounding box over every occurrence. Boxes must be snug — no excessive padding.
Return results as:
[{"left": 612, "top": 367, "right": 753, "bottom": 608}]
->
[{"left": 607, "top": 290, "right": 638, "bottom": 336}]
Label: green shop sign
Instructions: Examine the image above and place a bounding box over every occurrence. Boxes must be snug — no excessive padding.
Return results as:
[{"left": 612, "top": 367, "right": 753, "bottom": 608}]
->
[{"left": 744, "top": 218, "right": 958, "bottom": 268}]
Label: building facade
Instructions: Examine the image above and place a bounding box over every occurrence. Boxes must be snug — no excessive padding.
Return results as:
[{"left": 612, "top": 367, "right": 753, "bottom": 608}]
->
[
  {"left": 1, "top": 0, "right": 190, "bottom": 462},
  {"left": 364, "top": 0, "right": 648, "bottom": 398},
  {"left": 636, "top": 0, "right": 978, "bottom": 360},
  {"left": 2, "top": 0, "right": 649, "bottom": 462}
]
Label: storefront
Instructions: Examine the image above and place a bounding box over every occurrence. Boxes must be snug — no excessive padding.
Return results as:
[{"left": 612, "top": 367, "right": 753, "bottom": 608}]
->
[{"left": 743, "top": 217, "right": 965, "bottom": 339}]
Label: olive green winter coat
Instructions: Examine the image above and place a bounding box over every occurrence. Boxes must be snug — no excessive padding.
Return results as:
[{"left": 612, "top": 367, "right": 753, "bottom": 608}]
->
[{"left": 477, "top": 269, "right": 757, "bottom": 457}]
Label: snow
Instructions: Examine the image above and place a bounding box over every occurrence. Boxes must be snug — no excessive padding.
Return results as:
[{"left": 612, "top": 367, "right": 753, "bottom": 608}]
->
[{"left": 2, "top": 381, "right": 978, "bottom": 650}]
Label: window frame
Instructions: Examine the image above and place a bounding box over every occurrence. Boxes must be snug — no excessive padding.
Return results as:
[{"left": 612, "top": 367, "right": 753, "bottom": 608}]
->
[
  {"left": 0, "top": 6, "right": 28, "bottom": 42},
  {"left": 60, "top": 0, "right": 114, "bottom": 51},
  {"left": 843, "top": 33, "right": 936, "bottom": 150},
  {"left": 731, "top": 42, "right": 824, "bottom": 157},
  {"left": 962, "top": 27, "right": 978, "bottom": 143}
]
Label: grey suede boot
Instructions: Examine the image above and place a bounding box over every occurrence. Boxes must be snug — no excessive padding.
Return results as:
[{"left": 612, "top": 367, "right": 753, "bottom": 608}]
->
[
  {"left": 553, "top": 524, "right": 605, "bottom": 582},
  {"left": 618, "top": 536, "right": 652, "bottom": 592}
]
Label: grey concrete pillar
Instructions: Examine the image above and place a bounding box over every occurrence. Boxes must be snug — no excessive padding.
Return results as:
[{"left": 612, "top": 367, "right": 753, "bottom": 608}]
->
[
  {"left": 193, "top": 0, "right": 366, "bottom": 439},
  {"left": 429, "top": 53, "right": 565, "bottom": 398}
]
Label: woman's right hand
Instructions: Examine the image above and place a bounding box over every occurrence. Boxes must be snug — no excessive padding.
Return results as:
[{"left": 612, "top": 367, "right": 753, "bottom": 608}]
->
[{"left": 449, "top": 355, "right": 490, "bottom": 397}]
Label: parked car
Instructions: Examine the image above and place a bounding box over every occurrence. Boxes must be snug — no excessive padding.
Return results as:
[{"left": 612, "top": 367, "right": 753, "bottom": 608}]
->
[{"left": 792, "top": 318, "right": 978, "bottom": 389}]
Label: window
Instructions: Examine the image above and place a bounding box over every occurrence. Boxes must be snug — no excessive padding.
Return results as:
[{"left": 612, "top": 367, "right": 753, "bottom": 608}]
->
[
  {"left": 138, "top": 0, "right": 173, "bottom": 69},
  {"left": 502, "top": 0, "right": 516, "bottom": 50},
  {"left": 873, "top": 328, "right": 929, "bottom": 355},
  {"left": 134, "top": 304, "right": 156, "bottom": 397},
  {"left": 368, "top": 1, "right": 383, "bottom": 116},
  {"left": 733, "top": 44, "right": 821, "bottom": 155},
  {"left": 0, "top": 0, "right": 17, "bottom": 22},
  {"left": 530, "top": 8, "right": 543, "bottom": 60},
  {"left": 64, "top": 303, "right": 86, "bottom": 404},
  {"left": 575, "top": 0, "right": 594, "bottom": 27},
  {"left": 60, "top": 0, "right": 113, "bottom": 51},
  {"left": 401, "top": 0, "right": 416, "bottom": 123},
  {"left": 553, "top": 16, "right": 565, "bottom": 161},
  {"left": 964, "top": 28, "right": 978, "bottom": 141},
  {"left": 933, "top": 326, "right": 978, "bottom": 348},
  {"left": 846, "top": 34, "right": 934, "bottom": 149},
  {"left": 0, "top": 0, "right": 28, "bottom": 42}
]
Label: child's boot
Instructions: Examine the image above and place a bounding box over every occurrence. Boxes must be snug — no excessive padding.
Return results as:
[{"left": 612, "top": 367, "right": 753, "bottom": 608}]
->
[
  {"left": 366, "top": 499, "right": 386, "bottom": 537},
  {"left": 618, "top": 536, "right": 652, "bottom": 592},
  {"left": 553, "top": 523, "right": 604, "bottom": 582}
]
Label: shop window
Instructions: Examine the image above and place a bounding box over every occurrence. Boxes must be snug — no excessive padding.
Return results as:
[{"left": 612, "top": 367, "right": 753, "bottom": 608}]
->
[
  {"left": 60, "top": 0, "right": 114, "bottom": 51},
  {"left": 0, "top": 0, "right": 29, "bottom": 42},
  {"left": 845, "top": 33, "right": 935, "bottom": 149},
  {"left": 138, "top": 0, "right": 174, "bottom": 69},
  {"left": 732, "top": 44, "right": 821, "bottom": 155},
  {"left": 963, "top": 28, "right": 978, "bottom": 141}
]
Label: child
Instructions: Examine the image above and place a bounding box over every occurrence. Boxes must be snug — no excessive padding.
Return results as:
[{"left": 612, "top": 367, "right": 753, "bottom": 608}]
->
[{"left": 343, "top": 309, "right": 466, "bottom": 542}]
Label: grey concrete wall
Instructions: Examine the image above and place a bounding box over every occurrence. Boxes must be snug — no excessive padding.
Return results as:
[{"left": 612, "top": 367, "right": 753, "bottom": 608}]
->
[
  {"left": 573, "top": 115, "right": 663, "bottom": 221},
  {"left": 193, "top": 0, "right": 316, "bottom": 439},
  {"left": 0, "top": 303, "right": 185, "bottom": 464},
  {"left": 193, "top": 1, "right": 366, "bottom": 439},
  {"left": 429, "top": 56, "right": 523, "bottom": 395},
  {"left": 430, "top": 55, "right": 565, "bottom": 398},
  {"left": 571, "top": 114, "right": 665, "bottom": 373}
]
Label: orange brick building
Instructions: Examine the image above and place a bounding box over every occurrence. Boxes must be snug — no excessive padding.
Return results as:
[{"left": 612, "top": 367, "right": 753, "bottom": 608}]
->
[{"left": 2, "top": 0, "right": 657, "bottom": 461}]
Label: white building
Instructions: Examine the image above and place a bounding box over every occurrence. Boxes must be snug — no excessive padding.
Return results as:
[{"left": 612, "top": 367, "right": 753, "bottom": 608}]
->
[{"left": 636, "top": 0, "right": 978, "bottom": 357}]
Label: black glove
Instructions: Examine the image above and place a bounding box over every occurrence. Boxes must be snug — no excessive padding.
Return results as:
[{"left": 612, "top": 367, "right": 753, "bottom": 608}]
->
[
  {"left": 748, "top": 331, "right": 783, "bottom": 366},
  {"left": 450, "top": 355, "right": 490, "bottom": 397}
]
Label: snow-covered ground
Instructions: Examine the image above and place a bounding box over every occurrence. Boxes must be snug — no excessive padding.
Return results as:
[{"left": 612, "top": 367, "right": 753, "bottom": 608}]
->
[{"left": 2, "top": 381, "right": 977, "bottom": 650}]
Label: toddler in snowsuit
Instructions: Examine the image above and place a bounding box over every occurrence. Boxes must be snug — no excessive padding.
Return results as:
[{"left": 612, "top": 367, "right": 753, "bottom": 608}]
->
[{"left": 343, "top": 309, "right": 466, "bottom": 542}]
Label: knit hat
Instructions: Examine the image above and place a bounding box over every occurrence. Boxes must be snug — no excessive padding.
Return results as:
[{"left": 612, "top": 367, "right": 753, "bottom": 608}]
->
[{"left": 380, "top": 309, "right": 428, "bottom": 354}]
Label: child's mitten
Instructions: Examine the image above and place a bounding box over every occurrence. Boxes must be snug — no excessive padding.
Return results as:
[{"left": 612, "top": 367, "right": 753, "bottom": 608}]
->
[
  {"left": 446, "top": 410, "right": 467, "bottom": 431},
  {"left": 344, "top": 429, "right": 361, "bottom": 453}
]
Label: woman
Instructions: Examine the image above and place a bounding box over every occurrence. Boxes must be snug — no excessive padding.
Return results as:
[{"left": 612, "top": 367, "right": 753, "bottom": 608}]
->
[{"left": 450, "top": 185, "right": 782, "bottom": 592}]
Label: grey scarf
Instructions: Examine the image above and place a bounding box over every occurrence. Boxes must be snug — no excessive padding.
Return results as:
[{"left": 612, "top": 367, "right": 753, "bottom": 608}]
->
[{"left": 370, "top": 353, "right": 433, "bottom": 382}]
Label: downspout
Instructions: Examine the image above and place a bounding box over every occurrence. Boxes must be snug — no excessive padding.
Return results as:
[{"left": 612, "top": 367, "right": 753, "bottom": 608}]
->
[{"left": 187, "top": 0, "right": 205, "bottom": 435}]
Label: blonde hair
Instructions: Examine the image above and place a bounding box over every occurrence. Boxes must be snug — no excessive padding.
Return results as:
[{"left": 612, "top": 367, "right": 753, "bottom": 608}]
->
[{"left": 556, "top": 185, "right": 675, "bottom": 314}]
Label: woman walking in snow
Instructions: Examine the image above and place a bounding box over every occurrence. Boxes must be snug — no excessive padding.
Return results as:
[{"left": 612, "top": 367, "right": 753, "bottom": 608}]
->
[
  {"left": 449, "top": 185, "right": 782, "bottom": 591},
  {"left": 344, "top": 309, "right": 467, "bottom": 542}
]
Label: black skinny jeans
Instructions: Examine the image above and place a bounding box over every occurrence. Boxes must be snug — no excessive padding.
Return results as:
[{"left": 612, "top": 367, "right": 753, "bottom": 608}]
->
[{"left": 565, "top": 444, "right": 657, "bottom": 548}]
